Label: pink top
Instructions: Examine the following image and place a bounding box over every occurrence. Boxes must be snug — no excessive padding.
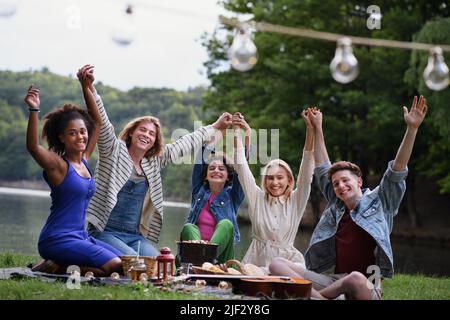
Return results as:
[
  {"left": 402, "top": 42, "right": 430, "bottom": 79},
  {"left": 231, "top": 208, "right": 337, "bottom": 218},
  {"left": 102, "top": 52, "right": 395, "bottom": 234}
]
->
[{"left": 197, "top": 194, "right": 217, "bottom": 240}]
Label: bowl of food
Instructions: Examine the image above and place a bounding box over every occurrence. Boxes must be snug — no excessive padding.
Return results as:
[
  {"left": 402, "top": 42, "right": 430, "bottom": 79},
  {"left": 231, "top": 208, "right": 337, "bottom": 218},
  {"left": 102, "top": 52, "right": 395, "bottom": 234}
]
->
[{"left": 176, "top": 240, "right": 219, "bottom": 266}]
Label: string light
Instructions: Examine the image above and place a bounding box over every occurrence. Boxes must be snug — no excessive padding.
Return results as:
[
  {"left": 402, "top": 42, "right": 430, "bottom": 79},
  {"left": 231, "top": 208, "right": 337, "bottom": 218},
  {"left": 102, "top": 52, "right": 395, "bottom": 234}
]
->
[
  {"left": 423, "top": 47, "right": 450, "bottom": 91},
  {"left": 0, "top": 0, "right": 19, "bottom": 18},
  {"left": 111, "top": 4, "right": 136, "bottom": 46},
  {"left": 228, "top": 23, "right": 258, "bottom": 72},
  {"left": 220, "top": 16, "right": 450, "bottom": 90},
  {"left": 330, "top": 37, "right": 359, "bottom": 84}
]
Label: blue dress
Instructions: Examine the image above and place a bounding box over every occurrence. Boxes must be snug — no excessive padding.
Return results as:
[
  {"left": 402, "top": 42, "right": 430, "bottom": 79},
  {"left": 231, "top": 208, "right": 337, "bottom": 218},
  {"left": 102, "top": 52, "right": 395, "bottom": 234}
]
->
[{"left": 38, "top": 158, "right": 122, "bottom": 268}]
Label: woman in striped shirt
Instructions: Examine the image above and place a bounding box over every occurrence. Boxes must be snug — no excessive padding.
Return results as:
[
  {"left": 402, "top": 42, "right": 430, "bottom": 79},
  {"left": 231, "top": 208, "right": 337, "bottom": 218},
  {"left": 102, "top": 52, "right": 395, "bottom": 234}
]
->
[{"left": 79, "top": 68, "right": 231, "bottom": 258}]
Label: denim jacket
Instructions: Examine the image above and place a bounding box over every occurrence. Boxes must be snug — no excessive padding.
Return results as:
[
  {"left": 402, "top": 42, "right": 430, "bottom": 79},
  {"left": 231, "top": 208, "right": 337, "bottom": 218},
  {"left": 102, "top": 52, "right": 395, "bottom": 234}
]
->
[
  {"left": 305, "top": 160, "right": 408, "bottom": 278},
  {"left": 186, "top": 146, "right": 245, "bottom": 244}
]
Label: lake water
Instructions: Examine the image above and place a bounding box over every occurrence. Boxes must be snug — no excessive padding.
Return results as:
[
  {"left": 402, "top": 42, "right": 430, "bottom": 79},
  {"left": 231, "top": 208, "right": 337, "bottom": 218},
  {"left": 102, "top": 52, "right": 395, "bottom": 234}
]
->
[{"left": 0, "top": 192, "right": 448, "bottom": 276}]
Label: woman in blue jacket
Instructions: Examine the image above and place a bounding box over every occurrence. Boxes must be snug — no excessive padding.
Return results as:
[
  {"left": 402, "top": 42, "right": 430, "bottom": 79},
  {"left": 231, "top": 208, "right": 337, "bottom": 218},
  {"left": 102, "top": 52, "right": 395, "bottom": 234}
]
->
[{"left": 180, "top": 113, "right": 250, "bottom": 263}]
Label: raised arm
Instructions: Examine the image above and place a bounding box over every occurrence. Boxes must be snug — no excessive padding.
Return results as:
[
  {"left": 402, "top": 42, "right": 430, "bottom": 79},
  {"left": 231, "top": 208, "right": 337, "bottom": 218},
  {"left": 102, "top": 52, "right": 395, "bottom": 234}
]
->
[
  {"left": 85, "top": 75, "right": 117, "bottom": 158},
  {"left": 232, "top": 118, "right": 260, "bottom": 218},
  {"left": 77, "top": 65, "right": 101, "bottom": 160},
  {"left": 229, "top": 112, "right": 252, "bottom": 207},
  {"left": 24, "top": 86, "right": 65, "bottom": 178},
  {"left": 292, "top": 110, "right": 315, "bottom": 215},
  {"left": 160, "top": 112, "right": 232, "bottom": 167},
  {"left": 232, "top": 112, "right": 251, "bottom": 160},
  {"left": 392, "top": 95, "right": 427, "bottom": 171},
  {"left": 301, "top": 109, "right": 314, "bottom": 152},
  {"left": 308, "top": 108, "right": 329, "bottom": 166},
  {"left": 308, "top": 108, "right": 335, "bottom": 201}
]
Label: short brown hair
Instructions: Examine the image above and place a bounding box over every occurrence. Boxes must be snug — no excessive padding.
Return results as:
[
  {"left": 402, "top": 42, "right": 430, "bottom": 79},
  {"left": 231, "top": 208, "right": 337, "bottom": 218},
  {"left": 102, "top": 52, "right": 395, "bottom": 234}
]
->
[
  {"left": 328, "top": 161, "right": 362, "bottom": 180},
  {"left": 118, "top": 116, "right": 164, "bottom": 158}
]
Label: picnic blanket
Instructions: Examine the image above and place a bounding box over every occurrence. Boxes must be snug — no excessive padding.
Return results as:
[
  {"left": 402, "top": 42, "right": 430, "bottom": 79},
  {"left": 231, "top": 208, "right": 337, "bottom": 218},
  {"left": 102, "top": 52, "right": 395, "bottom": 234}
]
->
[{"left": 0, "top": 267, "right": 132, "bottom": 286}]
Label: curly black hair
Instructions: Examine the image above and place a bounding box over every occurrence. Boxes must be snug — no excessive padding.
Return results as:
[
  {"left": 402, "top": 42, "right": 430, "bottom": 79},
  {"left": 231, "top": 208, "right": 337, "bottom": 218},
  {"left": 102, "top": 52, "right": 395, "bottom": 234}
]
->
[{"left": 42, "top": 104, "right": 95, "bottom": 155}]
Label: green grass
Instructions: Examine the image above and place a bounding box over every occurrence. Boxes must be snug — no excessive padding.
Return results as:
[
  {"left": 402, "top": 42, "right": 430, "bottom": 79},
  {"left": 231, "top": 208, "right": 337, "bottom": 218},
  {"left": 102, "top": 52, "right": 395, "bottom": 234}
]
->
[
  {"left": 1, "top": 252, "right": 449, "bottom": 300},
  {"left": 0, "top": 252, "right": 213, "bottom": 300},
  {"left": 382, "top": 274, "right": 450, "bottom": 300}
]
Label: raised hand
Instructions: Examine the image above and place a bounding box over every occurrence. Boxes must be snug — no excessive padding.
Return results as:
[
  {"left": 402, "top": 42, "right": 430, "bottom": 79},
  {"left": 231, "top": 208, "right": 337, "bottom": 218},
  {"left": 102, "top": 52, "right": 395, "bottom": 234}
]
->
[
  {"left": 403, "top": 95, "right": 427, "bottom": 129},
  {"left": 301, "top": 109, "right": 313, "bottom": 128},
  {"left": 232, "top": 112, "right": 250, "bottom": 131},
  {"left": 77, "top": 64, "right": 95, "bottom": 88},
  {"left": 24, "top": 85, "right": 40, "bottom": 110},
  {"left": 212, "top": 112, "right": 232, "bottom": 131},
  {"left": 308, "top": 107, "right": 322, "bottom": 129}
]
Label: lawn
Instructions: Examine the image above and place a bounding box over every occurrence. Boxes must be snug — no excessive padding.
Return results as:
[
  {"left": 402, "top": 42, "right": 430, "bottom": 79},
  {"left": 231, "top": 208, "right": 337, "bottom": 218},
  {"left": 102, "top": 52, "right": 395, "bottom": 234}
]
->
[{"left": 1, "top": 252, "right": 449, "bottom": 300}]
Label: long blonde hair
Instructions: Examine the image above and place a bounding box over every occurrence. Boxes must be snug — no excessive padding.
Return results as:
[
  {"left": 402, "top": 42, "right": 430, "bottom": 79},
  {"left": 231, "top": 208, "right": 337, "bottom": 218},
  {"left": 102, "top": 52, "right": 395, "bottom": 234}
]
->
[
  {"left": 118, "top": 116, "right": 164, "bottom": 158},
  {"left": 260, "top": 159, "right": 295, "bottom": 201}
]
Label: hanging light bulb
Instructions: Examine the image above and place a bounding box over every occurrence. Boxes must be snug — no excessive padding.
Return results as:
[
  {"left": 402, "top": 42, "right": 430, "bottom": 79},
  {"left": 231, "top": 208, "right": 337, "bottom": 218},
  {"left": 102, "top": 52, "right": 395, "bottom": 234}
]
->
[
  {"left": 227, "top": 23, "right": 258, "bottom": 72},
  {"left": 111, "top": 4, "right": 136, "bottom": 46},
  {"left": 330, "top": 37, "right": 359, "bottom": 84},
  {"left": 0, "top": 0, "right": 19, "bottom": 18},
  {"left": 423, "top": 47, "right": 449, "bottom": 91}
]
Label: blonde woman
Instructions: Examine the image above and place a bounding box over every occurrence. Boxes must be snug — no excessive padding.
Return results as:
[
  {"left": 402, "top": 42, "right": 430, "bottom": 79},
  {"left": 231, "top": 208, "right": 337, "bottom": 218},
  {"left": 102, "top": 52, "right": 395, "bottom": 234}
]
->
[{"left": 232, "top": 110, "right": 315, "bottom": 273}]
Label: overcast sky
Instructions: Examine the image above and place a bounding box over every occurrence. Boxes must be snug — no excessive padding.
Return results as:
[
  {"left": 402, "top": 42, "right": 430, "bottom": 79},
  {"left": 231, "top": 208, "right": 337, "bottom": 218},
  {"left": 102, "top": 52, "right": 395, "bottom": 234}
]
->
[{"left": 0, "top": 0, "right": 228, "bottom": 91}]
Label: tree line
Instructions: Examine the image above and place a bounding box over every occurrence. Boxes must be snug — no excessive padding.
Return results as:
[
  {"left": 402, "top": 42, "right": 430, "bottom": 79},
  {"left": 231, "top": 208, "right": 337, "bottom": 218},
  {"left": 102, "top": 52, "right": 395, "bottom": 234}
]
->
[
  {"left": 0, "top": 68, "right": 208, "bottom": 201},
  {"left": 200, "top": 0, "right": 450, "bottom": 227}
]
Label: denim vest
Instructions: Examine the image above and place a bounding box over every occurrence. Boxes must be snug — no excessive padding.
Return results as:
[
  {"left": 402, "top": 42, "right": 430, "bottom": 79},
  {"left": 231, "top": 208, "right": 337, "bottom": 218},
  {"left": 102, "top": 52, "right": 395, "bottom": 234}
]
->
[
  {"left": 305, "top": 160, "right": 408, "bottom": 278},
  {"left": 105, "top": 179, "right": 148, "bottom": 234},
  {"left": 186, "top": 146, "right": 245, "bottom": 244}
]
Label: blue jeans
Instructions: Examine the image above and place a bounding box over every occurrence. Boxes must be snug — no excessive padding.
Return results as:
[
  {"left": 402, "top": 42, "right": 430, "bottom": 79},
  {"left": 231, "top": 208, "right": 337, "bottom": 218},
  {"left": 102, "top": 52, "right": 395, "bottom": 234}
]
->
[
  {"left": 90, "top": 179, "right": 160, "bottom": 257},
  {"left": 90, "top": 228, "right": 159, "bottom": 257}
]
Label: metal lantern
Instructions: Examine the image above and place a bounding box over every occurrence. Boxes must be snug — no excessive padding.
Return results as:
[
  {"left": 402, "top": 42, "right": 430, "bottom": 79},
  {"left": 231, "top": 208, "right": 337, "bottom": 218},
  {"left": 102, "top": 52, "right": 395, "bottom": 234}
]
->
[{"left": 156, "top": 247, "right": 175, "bottom": 282}]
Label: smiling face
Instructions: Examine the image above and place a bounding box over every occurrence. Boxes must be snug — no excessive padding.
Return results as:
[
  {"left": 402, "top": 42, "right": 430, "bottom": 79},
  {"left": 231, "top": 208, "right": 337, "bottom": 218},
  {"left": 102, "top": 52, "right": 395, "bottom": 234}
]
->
[
  {"left": 264, "top": 165, "right": 292, "bottom": 198},
  {"left": 129, "top": 120, "right": 157, "bottom": 153},
  {"left": 59, "top": 119, "right": 89, "bottom": 153},
  {"left": 206, "top": 160, "right": 229, "bottom": 189},
  {"left": 331, "top": 170, "right": 363, "bottom": 205}
]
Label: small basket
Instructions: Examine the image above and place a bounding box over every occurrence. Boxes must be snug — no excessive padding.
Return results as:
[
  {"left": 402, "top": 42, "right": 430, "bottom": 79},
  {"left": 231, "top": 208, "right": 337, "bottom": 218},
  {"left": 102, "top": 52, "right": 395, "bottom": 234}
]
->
[{"left": 121, "top": 255, "right": 157, "bottom": 277}]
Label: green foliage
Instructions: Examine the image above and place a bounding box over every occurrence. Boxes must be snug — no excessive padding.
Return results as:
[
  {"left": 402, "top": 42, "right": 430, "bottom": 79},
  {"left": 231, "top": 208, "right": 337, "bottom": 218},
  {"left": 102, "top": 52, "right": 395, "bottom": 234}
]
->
[
  {"left": 405, "top": 18, "right": 450, "bottom": 192},
  {"left": 203, "top": 0, "right": 450, "bottom": 192},
  {"left": 0, "top": 70, "right": 207, "bottom": 201}
]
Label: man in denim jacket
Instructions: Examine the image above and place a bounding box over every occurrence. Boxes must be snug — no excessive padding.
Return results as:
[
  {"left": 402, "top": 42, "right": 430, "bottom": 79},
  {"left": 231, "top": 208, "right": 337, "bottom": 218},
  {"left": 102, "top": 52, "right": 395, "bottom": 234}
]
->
[{"left": 269, "top": 96, "right": 427, "bottom": 299}]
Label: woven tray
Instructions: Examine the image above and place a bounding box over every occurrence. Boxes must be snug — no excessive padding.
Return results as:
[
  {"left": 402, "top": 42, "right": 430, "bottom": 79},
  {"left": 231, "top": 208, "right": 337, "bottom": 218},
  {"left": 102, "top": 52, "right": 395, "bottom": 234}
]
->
[{"left": 191, "top": 266, "right": 229, "bottom": 275}]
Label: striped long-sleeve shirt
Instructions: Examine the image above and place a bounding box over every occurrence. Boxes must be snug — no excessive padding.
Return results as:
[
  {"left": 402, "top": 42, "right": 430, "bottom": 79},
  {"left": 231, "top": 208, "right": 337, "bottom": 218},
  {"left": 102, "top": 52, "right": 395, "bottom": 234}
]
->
[{"left": 87, "top": 92, "right": 215, "bottom": 243}]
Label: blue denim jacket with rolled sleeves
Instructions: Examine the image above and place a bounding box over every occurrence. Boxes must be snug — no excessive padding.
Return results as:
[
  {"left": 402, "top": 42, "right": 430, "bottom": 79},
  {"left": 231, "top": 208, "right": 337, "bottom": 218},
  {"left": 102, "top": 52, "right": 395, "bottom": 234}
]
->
[
  {"left": 305, "top": 160, "right": 408, "bottom": 278},
  {"left": 186, "top": 146, "right": 245, "bottom": 244}
]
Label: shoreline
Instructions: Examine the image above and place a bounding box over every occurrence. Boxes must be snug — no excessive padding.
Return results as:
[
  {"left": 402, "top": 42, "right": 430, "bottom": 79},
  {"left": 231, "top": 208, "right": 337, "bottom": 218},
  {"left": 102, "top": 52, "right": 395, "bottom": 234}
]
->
[
  {"left": 0, "top": 186, "right": 191, "bottom": 208},
  {"left": 1, "top": 187, "right": 449, "bottom": 246}
]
